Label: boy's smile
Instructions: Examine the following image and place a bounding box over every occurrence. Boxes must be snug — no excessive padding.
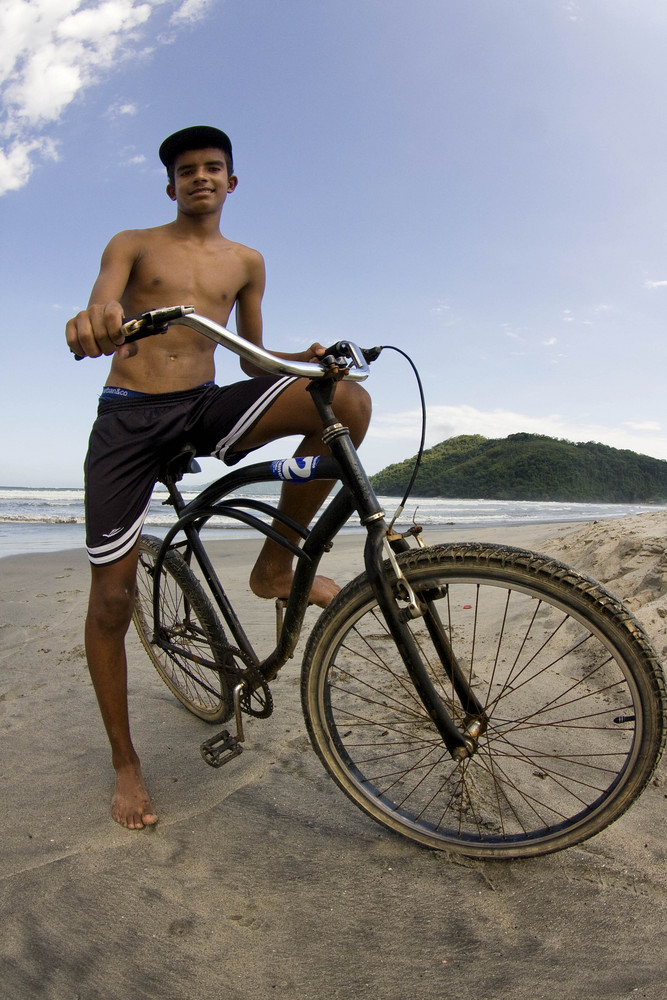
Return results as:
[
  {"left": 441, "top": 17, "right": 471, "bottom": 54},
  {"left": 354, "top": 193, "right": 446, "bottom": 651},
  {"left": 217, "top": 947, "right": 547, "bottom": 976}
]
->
[{"left": 167, "top": 147, "right": 237, "bottom": 213}]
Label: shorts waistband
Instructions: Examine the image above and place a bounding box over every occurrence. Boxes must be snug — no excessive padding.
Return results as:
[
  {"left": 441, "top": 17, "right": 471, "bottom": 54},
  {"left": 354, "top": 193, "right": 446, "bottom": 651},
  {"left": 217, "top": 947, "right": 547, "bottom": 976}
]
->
[{"left": 100, "top": 382, "right": 216, "bottom": 403}]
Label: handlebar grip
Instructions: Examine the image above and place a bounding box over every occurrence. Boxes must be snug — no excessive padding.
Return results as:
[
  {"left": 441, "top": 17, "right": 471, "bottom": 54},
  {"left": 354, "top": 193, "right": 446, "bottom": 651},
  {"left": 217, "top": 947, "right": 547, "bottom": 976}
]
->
[
  {"left": 71, "top": 305, "right": 195, "bottom": 360},
  {"left": 70, "top": 313, "right": 152, "bottom": 361}
]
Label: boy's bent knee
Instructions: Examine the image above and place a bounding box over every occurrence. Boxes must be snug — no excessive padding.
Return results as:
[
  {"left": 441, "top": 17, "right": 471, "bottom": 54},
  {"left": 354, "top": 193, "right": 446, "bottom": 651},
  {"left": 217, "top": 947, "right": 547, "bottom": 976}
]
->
[
  {"left": 342, "top": 381, "right": 371, "bottom": 413},
  {"left": 336, "top": 383, "right": 372, "bottom": 441},
  {"left": 355, "top": 383, "right": 372, "bottom": 418}
]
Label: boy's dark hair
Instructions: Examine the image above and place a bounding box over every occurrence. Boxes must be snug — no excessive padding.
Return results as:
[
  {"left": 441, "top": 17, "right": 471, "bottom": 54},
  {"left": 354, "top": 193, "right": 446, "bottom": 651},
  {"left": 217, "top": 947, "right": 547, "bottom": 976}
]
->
[{"left": 159, "top": 126, "right": 234, "bottom": 184}]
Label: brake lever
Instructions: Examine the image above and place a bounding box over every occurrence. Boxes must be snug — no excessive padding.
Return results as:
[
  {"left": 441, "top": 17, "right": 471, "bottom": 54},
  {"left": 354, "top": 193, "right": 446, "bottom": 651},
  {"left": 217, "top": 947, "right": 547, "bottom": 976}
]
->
[
  {"left": 320, "top": 340, "right": 379, "bottom": 375},
  {"left": 338, "top": 341, "right": 366, "bottom": 369}
]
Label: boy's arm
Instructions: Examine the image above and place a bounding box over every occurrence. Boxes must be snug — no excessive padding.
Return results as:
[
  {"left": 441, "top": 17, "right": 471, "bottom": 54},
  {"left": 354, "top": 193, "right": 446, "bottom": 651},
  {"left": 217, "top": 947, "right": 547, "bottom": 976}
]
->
[
  {"left": 234, "top": 250, "right": 266, "bottom": 376},
  {"left": 65, "top": 231, "right": 140, "bottom": 360},
  {"left": 235, "top": 249, "right": 325, "bottom": 377}
]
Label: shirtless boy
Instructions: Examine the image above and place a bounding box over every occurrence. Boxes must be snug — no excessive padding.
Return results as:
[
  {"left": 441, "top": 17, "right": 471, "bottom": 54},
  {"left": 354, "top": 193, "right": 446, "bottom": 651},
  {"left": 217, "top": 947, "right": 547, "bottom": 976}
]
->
[{"left": 65, "top": 125, "right": 371, "bottom": 830}]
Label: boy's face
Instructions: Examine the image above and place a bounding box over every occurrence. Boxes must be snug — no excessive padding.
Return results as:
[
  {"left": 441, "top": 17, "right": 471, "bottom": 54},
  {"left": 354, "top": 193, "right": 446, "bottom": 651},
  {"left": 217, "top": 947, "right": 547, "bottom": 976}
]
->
[{"left": 166, "top": 147, "right": 237, "bottom": 214}]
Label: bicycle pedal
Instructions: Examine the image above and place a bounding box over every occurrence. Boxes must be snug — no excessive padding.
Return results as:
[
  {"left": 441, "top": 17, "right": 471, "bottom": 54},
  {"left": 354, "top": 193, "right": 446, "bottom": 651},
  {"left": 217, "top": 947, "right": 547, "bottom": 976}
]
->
[{"left": 200, "top": 729, "right": 244, "bottom": 768}]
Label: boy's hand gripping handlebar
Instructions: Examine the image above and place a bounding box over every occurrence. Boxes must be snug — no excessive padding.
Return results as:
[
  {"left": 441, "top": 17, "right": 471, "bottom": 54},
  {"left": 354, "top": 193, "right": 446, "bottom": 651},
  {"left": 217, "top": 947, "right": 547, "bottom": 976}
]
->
[{"left": 71, "top": 305, "right": 193, "bottom": 360}]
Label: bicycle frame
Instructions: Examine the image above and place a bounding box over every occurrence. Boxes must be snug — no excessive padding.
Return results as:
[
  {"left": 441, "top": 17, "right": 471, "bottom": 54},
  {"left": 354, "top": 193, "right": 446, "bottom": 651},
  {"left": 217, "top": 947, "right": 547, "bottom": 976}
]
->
[
  {"left": 153, "top": 453, "right": 355, "bottom": 672},
  {"left": 147, "top": 367, "right": 483, "bottom": 759}
]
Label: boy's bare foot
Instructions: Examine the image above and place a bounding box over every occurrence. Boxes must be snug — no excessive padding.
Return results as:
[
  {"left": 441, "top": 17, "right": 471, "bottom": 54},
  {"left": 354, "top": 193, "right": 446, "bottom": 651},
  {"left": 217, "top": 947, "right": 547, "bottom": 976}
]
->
[
  {"left": 111, "top": 761, "right": 158, "bottom": 830},
  {"left": 249, "top": 564, "right": 340, "bottom": 609}
]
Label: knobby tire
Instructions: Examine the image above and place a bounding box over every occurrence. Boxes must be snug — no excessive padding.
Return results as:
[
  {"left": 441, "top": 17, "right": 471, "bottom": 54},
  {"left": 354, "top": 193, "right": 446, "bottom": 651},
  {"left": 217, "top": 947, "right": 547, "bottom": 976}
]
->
[{"left": 301, "top": 543, "right": 666, "bottom": 858}]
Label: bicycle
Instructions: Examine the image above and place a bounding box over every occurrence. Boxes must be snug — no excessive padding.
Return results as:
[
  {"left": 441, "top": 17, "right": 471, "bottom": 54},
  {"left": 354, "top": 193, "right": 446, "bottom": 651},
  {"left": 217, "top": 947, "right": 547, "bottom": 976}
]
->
[{"left": 126, "top": 306, "right": 666, "bottom": 859}]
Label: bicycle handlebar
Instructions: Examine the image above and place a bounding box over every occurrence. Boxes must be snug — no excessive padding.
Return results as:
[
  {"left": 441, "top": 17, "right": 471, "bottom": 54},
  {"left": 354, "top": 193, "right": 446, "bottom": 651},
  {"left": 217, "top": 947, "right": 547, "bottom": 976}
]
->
[{"left": 78, "top": 305, "right": 374, "bottom": 381}]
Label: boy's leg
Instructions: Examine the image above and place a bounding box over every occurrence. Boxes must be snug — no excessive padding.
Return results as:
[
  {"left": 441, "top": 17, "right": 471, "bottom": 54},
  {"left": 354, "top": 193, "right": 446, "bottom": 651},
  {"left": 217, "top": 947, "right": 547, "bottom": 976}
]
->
[
  {"left": 85, "top": 546, "right": 158, "bottom": 829},
  {"left": 236, "top": 378, "right": 372, "bottom": 607}
]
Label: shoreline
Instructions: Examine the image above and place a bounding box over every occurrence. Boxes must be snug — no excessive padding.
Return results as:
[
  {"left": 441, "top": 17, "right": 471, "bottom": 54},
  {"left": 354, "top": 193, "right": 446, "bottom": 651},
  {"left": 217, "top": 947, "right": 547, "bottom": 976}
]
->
[
  {"left": 1, "top": 512, "right": 664, "bottom": 636},
  {"left": 0, "top": 507, "right": 661, "bottom": 561},
  {"left": 4, "top": 510, "right": 665, "bottom": 654}
]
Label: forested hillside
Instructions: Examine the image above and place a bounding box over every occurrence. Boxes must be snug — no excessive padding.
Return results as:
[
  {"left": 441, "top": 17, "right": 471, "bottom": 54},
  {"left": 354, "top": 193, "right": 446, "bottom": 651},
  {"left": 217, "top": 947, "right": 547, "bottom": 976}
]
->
[{"left": 369, "top": 433, "right": 667, "bottom": 502}]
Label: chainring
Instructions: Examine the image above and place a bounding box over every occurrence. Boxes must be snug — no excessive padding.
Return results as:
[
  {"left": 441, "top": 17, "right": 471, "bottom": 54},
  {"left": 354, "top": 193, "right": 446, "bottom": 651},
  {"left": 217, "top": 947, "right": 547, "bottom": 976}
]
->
[{"left": 217, "top": 643, "right": 274, "bottom": 719}]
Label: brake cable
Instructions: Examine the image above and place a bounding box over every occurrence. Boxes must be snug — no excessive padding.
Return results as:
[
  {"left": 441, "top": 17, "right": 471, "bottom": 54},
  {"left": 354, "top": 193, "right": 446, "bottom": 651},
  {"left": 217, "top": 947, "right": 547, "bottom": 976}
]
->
[{"left": 370, "top": 345, "right": 427, "bottom": 531}]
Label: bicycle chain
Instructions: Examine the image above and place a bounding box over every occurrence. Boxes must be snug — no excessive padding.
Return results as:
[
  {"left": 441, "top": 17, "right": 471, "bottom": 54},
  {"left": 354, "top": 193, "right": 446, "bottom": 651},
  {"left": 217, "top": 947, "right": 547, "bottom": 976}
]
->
[{"left": 216, "top": 643, "right": 274, "bottom": 719}]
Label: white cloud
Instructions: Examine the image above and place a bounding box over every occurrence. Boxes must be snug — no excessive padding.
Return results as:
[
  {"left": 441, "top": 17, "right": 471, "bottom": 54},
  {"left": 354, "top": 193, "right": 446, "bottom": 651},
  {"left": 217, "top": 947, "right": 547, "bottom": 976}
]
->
[
  {"left": 368, "top": 404, "right": 667, "bottom": 461},
  {"left": 0, "top": 134, "right": 57, "bottom": 191},
  {"left": 170, "top": 0, "right": 212, "bottom": 25},
  {"left": 7, "top": 41, "right": 84, "bottom": 123},
  {"left": 625, "top": 420, "right": 662, "bottom": 433},
  {"left": 57, "top": 1, "right": 152, "bottom": 41},
  {"left": 430, "top": 300, "right": 451, "bottom": 314},
  {"left": 106, "top": 100, "right": 139, "bottom": 118},
  {"left": 0, "top": 0, "right": 219, "bottom": 196},
  {"left": 644, "top": 279, "right": 667, "bottom": 289}
]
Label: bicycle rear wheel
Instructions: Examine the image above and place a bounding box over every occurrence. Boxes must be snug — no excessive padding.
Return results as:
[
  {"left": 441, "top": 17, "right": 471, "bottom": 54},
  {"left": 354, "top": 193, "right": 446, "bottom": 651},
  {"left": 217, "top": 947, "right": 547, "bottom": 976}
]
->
[
  {"left": 133, "top": 534, "right": 233, "bottom": 723},
  {"left": 301, "top": 543, "right": 666, "bottom": 858}
]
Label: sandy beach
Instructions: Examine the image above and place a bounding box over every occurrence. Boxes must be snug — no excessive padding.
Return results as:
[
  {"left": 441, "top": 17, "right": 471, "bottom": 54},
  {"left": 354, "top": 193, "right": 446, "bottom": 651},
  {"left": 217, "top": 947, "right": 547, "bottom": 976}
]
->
[{"left": 1, "top": 513, "right": 666, "bottom": 999}]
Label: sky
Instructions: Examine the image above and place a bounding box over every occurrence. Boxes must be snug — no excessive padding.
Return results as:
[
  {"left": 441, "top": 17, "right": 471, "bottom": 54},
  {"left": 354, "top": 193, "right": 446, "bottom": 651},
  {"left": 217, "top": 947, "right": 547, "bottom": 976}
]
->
[{"left": 2, "top": 0, "right": 667, "bottom": 488}]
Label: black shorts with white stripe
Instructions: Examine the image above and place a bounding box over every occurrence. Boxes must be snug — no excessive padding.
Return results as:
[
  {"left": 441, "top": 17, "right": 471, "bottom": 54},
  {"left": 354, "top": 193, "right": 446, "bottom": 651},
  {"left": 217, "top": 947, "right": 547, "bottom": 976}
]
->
[{"left": 84, "top": 376, "right": 295, "bottom": 566}]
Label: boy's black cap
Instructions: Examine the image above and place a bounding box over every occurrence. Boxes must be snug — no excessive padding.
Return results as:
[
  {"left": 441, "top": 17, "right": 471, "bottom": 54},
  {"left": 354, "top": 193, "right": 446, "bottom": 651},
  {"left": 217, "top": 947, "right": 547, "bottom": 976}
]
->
[{"left": 159, "top": 126, "right": 233, "bottom": 169}]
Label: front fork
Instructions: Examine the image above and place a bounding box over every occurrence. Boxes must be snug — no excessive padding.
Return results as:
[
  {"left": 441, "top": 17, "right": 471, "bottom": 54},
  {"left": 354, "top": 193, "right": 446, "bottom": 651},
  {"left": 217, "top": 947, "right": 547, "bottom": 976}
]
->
[
  {"left": 364, "top": 522, "right": 485, "bottom": 760},
  {"left": 308, "top": 378, "right": 486, "bottom": 761}
]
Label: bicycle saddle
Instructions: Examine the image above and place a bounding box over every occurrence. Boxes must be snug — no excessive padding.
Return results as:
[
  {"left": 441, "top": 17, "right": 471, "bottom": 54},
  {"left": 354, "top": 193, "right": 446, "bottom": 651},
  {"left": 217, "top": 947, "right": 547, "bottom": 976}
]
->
[{"left": 161, "top": 444, "right": 201, "bottom": 483}]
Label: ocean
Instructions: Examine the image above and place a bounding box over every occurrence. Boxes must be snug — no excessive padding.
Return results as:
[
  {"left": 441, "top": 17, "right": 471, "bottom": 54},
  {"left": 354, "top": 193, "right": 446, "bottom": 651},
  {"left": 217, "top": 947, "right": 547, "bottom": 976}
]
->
[{"left": 1, "top": 485, "right": 666, "bottom": 560}]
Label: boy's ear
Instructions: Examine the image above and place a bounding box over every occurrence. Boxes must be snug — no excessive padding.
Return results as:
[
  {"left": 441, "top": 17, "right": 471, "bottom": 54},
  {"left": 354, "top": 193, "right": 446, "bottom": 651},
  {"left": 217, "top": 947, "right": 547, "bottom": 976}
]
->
[
  {"left": 166, "top": 183, "right": 176, "bottom": 201},
  {"left": 228, "top": 174, "right": 238, "bottom": 192}
]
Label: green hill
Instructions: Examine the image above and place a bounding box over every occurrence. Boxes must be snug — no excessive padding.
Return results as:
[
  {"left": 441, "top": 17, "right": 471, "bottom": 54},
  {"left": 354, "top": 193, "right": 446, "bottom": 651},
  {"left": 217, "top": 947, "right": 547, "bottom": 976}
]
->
[{"left": 369, "top": 433, "right": 667, "bottom": 503}]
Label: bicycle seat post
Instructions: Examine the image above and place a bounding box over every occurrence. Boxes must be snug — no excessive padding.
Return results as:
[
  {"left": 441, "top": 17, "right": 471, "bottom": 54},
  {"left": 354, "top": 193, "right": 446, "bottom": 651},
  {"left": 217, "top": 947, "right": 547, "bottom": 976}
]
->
[{"left": 160, "top": 445, "right": 201, "bottom": 514}]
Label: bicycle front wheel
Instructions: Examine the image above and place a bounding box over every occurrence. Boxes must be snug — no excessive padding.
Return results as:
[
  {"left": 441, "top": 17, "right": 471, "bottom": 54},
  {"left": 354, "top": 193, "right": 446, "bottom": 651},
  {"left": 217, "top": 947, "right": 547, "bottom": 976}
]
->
[
  {"left": 301, "top": 543, "right": 666, "bottom": 858},
  {"left": 133, "top": 535, "right": 234, "bottom": 723}
]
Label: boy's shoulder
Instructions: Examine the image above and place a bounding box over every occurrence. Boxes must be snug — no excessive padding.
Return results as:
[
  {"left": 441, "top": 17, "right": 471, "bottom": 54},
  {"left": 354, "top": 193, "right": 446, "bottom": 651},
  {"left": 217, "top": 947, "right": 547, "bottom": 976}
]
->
[
  {"left": 225, "top": 237, "right": 264, "bottom": 265},
  {"left": 101, "top": 226, "right": 163, "bottom": 260},
  {"left": 214, "top": 234, "right": 265, "bottom": 277},
  {"left": 106, "top": 223, "right": 171, "bottom": 247}
]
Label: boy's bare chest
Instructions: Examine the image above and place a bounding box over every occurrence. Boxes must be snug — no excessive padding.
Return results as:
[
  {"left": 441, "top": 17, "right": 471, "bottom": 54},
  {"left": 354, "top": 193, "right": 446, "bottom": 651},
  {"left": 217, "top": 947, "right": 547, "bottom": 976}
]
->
[{"left": 130, "top": 241, "right": 246, "bottom": 311}]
